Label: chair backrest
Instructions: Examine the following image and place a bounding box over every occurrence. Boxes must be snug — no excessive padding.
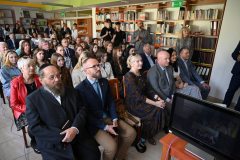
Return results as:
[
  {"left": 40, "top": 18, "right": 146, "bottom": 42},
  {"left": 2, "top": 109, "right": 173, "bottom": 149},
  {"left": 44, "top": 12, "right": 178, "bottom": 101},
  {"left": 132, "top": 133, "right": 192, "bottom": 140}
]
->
[{"left": 108, "top": 78, "right": 120, "bottom": 100}]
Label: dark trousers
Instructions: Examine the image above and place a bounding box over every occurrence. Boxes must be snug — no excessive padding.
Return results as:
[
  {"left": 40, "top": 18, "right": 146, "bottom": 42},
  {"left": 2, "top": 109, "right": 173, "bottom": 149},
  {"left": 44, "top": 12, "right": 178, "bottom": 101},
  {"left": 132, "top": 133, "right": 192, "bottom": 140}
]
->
[
  {"left": 192, "top": 81, "right": 210, "bottom": 100},
  {"left": 223, "top": 74, "right": 240, "bottom": 111}
]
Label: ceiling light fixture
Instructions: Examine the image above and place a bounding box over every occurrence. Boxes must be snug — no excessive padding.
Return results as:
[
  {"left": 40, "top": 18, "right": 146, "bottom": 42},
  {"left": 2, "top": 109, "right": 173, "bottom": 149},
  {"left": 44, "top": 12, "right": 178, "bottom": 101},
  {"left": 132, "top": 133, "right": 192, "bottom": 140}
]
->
[
  {"left": 40, "top": 2, "right": 73, "bottom": 7},
  {"left": 4, "top": 0, "right": 28, "bottom": 2},
  {"left": 121, "top": 1, "right": 129, "bottom": 3},
  {"left": 20, "top": 7, "right": 45, "bottom": 11}
]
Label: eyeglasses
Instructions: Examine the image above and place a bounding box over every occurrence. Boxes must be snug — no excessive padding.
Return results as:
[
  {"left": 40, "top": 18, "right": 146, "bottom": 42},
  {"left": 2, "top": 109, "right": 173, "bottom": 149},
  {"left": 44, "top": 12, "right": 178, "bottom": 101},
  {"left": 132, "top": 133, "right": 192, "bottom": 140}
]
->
[
  {"left": 86, "top": 64, "right": 100, "bottom": 70},
  {"left": 44, "top": 74, "right": 61, "bottom": 81}
]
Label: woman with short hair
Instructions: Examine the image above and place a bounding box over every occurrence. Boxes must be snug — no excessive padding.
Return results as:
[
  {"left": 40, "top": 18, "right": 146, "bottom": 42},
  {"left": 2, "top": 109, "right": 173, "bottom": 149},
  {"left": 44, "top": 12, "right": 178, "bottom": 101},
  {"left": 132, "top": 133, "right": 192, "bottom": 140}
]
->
[
  {"left": 124, "top": 53, "right": 168, "bottom": 145},
  {"left": 51, "top": 53, "right": 73, "bottom": 87},
  {"left": 1, "top": 51, "right": 21, "bottom": 97}
]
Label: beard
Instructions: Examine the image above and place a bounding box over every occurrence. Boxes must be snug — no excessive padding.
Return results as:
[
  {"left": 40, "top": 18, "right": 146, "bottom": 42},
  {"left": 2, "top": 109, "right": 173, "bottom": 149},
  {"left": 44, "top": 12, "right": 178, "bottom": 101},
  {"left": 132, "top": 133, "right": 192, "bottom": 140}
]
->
[
  {"left": 43, "top": 80, "right": 65, "bottom": 97},
  {"left": 91, "top": 70, "right": 102, "bottom": 79}
]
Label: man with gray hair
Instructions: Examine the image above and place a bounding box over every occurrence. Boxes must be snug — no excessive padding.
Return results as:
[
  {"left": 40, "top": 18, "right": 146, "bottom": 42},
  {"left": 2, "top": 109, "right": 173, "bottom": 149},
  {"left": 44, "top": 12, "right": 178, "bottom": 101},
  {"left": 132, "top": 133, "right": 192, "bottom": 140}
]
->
[
  {"left": 140, "top": 43, "right": 156, "bottom": 71},
  {"left": 131, "top": 20, "right": 152, "bottom": 53},
  {"left": 26, "top": 64, "right": 100, "bottom": 160},
  {"left": 41, "top": 40, "right": 55, "bottom": 60}
]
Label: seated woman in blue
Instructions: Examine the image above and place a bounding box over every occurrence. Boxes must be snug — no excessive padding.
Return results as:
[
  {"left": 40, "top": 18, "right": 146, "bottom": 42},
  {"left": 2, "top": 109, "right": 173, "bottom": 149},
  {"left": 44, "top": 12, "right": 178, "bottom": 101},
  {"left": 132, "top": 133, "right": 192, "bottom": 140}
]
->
[{"left": 1, "top": 51, "right": 21, "bottom": 97}]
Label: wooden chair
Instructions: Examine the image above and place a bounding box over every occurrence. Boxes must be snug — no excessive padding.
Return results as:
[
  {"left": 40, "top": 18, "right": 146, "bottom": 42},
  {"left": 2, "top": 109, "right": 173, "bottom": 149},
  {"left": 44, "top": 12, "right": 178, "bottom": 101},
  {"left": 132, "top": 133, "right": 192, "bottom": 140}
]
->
[{"left": 11, "top": 77, "right": 29, "bottom": 148}]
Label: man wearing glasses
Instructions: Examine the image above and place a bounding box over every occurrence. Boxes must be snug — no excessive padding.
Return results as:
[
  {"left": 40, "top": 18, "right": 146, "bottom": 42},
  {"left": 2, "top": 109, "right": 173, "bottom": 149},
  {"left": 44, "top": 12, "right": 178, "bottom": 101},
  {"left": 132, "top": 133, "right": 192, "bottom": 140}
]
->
[
  {"left": 76, "top": 58, "right": 136, "bottom": 160},
  {"left": 25, "top": 63, "right": 100, "bottom": 160}
]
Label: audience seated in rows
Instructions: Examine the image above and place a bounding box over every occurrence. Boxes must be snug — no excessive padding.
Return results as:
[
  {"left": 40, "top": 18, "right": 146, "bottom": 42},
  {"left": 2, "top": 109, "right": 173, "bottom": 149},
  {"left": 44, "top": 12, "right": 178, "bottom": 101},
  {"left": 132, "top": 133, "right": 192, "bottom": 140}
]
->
[
  {"left": 1, "top": 51, "right": 21, "bottom": 97},
  {"left": 167, "top": 48, "right": 202, "bottom": 99},
  {"left": 147, "top": 51, "right": 176, "bottom": 114},
  {"left": 71, "top": 51, "right": 91, "bottom": 87},
  {"left": 124, "top": 53, "right": 168, "bottom": 145},
  {"left": 177, "top": 47, "right": 211, "bottom": 100},
  {"left": 76, "top": 58, "right": 136, "bottom": 160},
  {"left": 50, "top": 53, "right": 73, "bottom": 87},
  {"left": 96, "top": 49, "right": 114, "bottom": 80}
]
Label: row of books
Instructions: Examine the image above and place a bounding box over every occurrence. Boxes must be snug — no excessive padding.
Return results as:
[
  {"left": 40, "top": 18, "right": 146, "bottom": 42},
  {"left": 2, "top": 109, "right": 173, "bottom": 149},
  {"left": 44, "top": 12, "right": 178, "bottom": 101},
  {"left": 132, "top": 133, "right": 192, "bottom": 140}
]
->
[
  {"left": 155, "top": 36, "right": 177, "bottom": 47},
  {"left": 136, "top": 12, "right": 149, "bottom": 20},
  {"left": 120, "top": 23, "right": 135, "bottom": 31},
  {"left": 79, "top": 21, "right": 87, "bottom": 25},
  {"left": 78, "top": 29, "right": 88, "bottom": 34},
  {"left": 210, "top": 21, "right": 220, "bottom": 36},
  {"left": 178, "top": 7, "right": 185, "bottom": 20},
  {"left": 193, "top": 66, "right": 210, "bottom": 81},
  {"left": 193, "top": 37, "right": 216, "bottom": 50},
  {"left": 187, "top": 9, "right": 218, "bottom": 20},
  {"left": 96, "top": 22, "right": 105, "bottom": 30},
  {"left": 156, "top": 22, "right": 183, "bottom": 33},
  {"left": 119, "top": 11, "right": 135, "bottom": 21},
  {"left": 96, "top": 13, "right": 119, "bottom": 21},
  {"left": 191, "top": 51, "right": 213, "bottom": 65},
  {"left": 157, "top": 10, "right": 170, "bottom": 20}
]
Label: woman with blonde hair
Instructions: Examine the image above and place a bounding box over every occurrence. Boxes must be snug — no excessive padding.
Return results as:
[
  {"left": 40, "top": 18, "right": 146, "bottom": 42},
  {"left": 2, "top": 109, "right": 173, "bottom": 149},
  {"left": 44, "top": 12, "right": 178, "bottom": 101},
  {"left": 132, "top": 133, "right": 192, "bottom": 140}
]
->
[
  {"left": 33, "top": 48, "right": 47, "bottom": 74},
  {"left": 71, "top": 51, "right": 91, "bottom": 87},
  {"left": 15, "top": 40, "right": 24, "bottom": 55},
  {"left": 1, "top": 51, "right": 21, "bottom": 97},
  {"left": 104, "top": 41, "right": 113, "bottom": 62},
  {"left": 124, "top": 53, "right": 168, "bottom": 145},
  {"left": 175, "top": 26, "right": 194, "bottom": 58}
]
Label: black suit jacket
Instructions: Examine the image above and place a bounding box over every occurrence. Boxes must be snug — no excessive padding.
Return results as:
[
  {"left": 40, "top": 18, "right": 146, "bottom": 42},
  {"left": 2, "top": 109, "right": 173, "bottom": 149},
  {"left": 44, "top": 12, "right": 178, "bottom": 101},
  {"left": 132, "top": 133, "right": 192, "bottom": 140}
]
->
[
  {"left": 140, "top": 53, "right": 156, "bottom": 72},
  {"left": 25, "top": 86, "right": 98, "bottom": 159},
  {"left": 231, "top": 41, "right": 240, "bottom": 75},
  {"left": 44, "top": 49, "right": 56, "bottom": 60},
  {"left": 45, "top": 28, "right": 51, "bottom": 37},
  {"left": 75, "top": 78, "right": 118, "bottom": 136},
  {"left": 7, "top": 39, "right": 18, "bottom": 49},
  {"left": 28, "top": 28, "right": 38, "bottom": 36}
]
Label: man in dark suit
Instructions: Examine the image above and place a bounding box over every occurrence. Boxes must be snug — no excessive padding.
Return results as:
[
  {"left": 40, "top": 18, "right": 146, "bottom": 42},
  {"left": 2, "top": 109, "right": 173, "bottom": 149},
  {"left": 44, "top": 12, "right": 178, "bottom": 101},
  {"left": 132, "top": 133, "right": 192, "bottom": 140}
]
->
[
  {"left": 61, "top": 38, "right": 75, "bottom": 58},
  {"left": 25, "top": 64, "right": 100, "bottom": 160},
  {"left": 7, "top": 33, "right": 18, "bottom": 50},
  {"left": 45, "top": 23, "right": 51, "bottom": 38},
  {"left": 61, "top": 23, "right": 71, "bottom": 38},
  {"left": 223, "top": 41, "right": 240, "bottom": 111},
  {"left": 147, "top": 50, "right": 176, "bottom": 114},
  {"left": 75, "top": 58, "right": 136, "bottom": 160},
  {"left": 177, "top": 47, "right": 211, "bottom": 100},
  {"left": 28, "top": 23, "right": 38, "bottom": 36},
  {"left": 41, "top": 40, "right": 55, "bottom": 61},
  {"left": 140, "top": 43, "right": 156, "bottom": 72}
]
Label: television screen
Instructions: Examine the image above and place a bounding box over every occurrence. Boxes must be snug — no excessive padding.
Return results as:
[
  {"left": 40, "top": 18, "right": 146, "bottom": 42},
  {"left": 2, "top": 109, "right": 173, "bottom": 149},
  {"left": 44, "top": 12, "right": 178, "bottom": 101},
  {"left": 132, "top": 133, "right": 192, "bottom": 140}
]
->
[{"left": 169, "top": 93, "right": 240, "bottom": 160}]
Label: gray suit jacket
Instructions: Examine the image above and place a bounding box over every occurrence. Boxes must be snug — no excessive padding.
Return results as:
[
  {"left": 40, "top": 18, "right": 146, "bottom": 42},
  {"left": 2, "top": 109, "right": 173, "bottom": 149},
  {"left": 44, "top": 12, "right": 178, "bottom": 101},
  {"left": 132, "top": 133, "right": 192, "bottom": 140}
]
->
[{"left": 147, "top": 63, "right": 176, "bottom": 101}]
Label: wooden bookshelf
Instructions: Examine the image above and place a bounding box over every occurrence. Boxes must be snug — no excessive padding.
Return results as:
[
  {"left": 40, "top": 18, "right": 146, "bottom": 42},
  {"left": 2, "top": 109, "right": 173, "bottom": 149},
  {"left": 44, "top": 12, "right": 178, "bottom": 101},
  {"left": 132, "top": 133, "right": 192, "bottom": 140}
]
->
[
  {"left": 77, "top": 18, "right": 92, "bottom": 39},
  {"left": 0, "top": 9, "right": 14, "bottom": 26},
  {"left": 94, "top": 0, "right": 226, "bottom": 83}
]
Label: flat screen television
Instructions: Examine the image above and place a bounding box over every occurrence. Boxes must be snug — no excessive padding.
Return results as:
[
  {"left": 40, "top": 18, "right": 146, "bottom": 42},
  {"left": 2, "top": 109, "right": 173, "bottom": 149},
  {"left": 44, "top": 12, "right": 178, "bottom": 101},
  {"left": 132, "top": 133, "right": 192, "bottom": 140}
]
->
[{"left": 169, "top": 93, "right": 240, "bottom": 160}]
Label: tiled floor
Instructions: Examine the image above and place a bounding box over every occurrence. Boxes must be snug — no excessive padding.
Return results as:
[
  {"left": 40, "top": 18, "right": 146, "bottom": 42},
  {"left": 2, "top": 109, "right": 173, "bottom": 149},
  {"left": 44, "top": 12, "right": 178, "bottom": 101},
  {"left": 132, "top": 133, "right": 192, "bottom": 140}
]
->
[{"left": 0, "top": 97, "right": 231, "bottom": 160}]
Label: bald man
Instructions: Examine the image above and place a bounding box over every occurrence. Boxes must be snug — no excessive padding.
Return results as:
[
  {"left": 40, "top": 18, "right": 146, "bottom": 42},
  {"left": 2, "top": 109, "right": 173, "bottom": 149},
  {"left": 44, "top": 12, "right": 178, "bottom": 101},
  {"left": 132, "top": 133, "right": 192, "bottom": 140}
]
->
[
  {"left": 147, "top": 51, "right": 176, "bottom": 114},
  {"left": 131, "top": 20, "right": 152, "bottom": 54},
  {"left": 25, "top": 64, "right": 100, "bottom": 160}
]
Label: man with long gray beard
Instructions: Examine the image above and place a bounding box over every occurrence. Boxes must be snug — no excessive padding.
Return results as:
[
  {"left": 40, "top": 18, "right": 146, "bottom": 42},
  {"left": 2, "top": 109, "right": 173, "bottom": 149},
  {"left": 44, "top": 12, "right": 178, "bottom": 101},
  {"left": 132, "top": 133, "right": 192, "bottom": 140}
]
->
[{"left": 25, "top": 63, "right": 100, "bottom": 160}]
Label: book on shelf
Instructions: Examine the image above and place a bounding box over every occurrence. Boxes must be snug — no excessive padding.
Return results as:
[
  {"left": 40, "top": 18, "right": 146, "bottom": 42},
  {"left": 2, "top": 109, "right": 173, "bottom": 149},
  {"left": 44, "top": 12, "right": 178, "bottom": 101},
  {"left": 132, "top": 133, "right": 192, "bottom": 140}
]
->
[
  {"left": 78, "top": 29, "right": 88, "bottom": 34},
  {"left": 193, "top": 37, "right": 217, "bottom": 50},
  {"left": 96, "top": 22, "right": 105, "bottom": 30},
  {"left": 123, "top": 11, "right": 135, "bottom": 21},
  {"left": 120, "top": 23, "right": 134, "bottom": 31},
  {"left": 210, "top": 21, "right": 220, "bottom": 36},
  {"left": 97, "top": 31, "right": 101, "bottom": 37},
  {"left": 0, "top": 12, "right": 4, "bottom": 17},
  {"left": 31, "top": 19, "right": 35, "bottom": 25},
  {"left": 187, "top": 9, "right": 218, "bottom": 20},
  {"left": 178, "top": 7, "right": 185, "bottom": 20},
  {"left": 193, "top": 65, "right": 210, "bottom": 81},
  {"left": 79, "top": 21, "right": 87, "bottom": 25},
  {"left": 191, "top": 51, "right": 213, "bottom": 65},
  {"left": 96, "top": 13, "right": 119, "bottom": 21},
  {"left": 158, "top": 10, "right": 170, "bottom": 20},
  {"left": 136, "top": 12, "right": 149, "bottom": 20},
  {"left": 156, "top": 22, "right": 175, "bottom": 33},
  {"left": 0, "top": 20, "right": 4, "bottom": 24},
  {"left": 156, "top": 36, "right": 177, "bottom": 47}
]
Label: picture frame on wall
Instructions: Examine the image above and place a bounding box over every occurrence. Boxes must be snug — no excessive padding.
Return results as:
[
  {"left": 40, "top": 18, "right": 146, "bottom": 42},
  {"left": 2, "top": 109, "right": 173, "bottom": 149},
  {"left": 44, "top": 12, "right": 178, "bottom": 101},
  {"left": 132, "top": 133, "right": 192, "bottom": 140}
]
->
[
  {"left": 36, "top": 13, "right": 44, "bottom": 19},
  {"left": 23, "top": 11, "right": 30, "bottom": 18}
]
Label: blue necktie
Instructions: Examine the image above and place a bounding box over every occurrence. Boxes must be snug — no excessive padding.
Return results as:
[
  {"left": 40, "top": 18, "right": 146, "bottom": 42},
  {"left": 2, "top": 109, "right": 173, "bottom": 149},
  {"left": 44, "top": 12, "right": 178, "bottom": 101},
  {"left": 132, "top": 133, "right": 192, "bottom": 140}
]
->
[{"left": 94, "top": 82, "right": 107, "bottom": 118}]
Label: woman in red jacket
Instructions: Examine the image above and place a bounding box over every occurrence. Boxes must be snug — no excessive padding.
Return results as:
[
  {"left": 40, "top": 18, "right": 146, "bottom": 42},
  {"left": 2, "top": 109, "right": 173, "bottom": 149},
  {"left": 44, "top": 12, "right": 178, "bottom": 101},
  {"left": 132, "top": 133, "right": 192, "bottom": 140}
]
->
[{"left": 10, "top": 56, "right": 41, "bottom": 131}]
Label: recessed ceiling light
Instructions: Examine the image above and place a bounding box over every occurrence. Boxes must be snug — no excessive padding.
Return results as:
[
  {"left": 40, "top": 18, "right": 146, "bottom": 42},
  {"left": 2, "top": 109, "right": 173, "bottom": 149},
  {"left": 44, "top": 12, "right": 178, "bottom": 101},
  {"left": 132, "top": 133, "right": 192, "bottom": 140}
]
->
[{"left": 121, "top": 1, "right": 129, "bottom": 3}]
